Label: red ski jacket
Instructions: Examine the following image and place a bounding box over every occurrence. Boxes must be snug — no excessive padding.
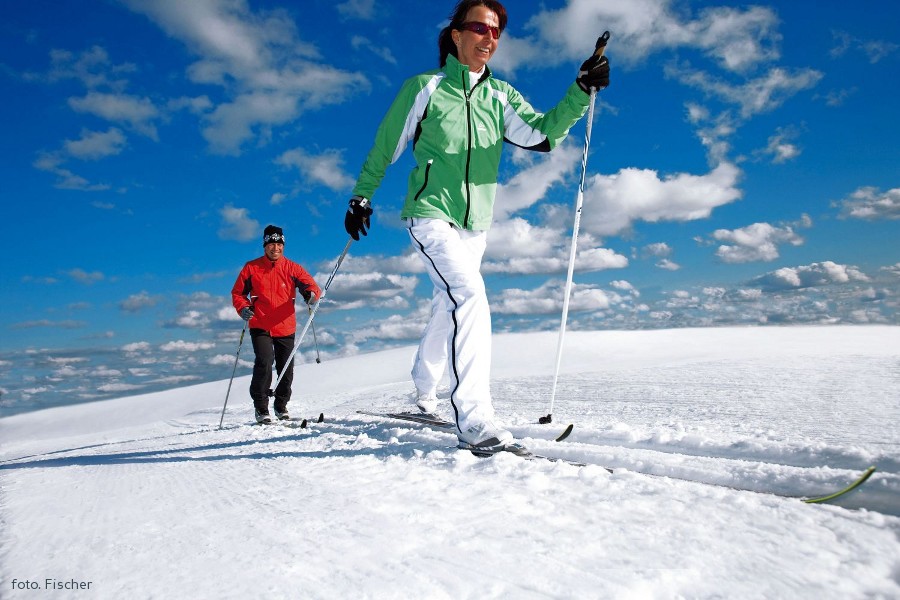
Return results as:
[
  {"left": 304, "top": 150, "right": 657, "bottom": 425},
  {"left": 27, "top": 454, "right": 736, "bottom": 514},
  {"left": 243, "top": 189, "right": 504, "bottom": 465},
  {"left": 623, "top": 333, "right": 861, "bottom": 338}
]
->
[{"left": 231, "top": 256, "right": 321, "bottom": 337}]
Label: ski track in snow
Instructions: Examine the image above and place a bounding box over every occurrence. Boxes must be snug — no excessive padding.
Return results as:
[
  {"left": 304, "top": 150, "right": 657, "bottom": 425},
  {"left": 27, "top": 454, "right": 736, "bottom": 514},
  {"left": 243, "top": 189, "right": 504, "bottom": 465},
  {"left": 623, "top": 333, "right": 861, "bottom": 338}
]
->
[{"left": 1, "top": 326, "right": 899, "bottom": 599}]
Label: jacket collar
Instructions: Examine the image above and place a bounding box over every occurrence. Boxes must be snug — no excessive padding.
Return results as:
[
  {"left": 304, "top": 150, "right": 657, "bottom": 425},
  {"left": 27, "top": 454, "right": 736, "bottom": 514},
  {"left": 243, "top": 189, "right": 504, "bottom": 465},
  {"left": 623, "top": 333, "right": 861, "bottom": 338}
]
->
[{"left": 444, "top": 54, "right": 492, "bottom": 87}]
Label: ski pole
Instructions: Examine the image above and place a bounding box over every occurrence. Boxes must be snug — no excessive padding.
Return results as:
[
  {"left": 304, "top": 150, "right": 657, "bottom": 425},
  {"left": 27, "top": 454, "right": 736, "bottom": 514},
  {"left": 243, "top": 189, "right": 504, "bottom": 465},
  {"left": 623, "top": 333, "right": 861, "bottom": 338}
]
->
[
  {"left": 541, "top": 32, "right": 610, "bottom": 425},
  {"left": 218, "top": 320, "right": 248, "bottom": 429},
  {"left": 270, "top": 238, "right": 353, "bottom": 393},
  {"left": 309, "top": 305, "right": 322, "bottom": 364}
]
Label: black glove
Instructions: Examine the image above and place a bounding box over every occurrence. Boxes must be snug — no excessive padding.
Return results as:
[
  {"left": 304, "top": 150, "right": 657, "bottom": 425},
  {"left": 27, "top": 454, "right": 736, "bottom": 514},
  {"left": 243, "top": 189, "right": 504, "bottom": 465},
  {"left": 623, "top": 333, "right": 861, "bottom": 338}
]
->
[
  {"left": 576, "top": 52, "right": 609, "bottom": 94},
  {"left": 240, "top": 306, "right": 254, "bottom": 321},
  {"left": 344, "top": 195, "right": 373, "bottom": 241}
]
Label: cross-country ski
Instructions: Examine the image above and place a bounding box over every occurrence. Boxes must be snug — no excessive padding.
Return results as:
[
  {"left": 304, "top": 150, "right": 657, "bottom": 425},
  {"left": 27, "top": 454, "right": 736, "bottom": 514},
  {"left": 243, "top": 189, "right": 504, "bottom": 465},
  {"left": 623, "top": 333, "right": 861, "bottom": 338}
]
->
[{"left": 354, "top": 409, "right": 878, "bottom": 503}]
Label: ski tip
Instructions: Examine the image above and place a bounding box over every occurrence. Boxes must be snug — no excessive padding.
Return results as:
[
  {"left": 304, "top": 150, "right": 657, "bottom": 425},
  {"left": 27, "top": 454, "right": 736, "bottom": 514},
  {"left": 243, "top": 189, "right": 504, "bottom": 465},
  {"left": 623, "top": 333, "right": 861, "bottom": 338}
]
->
[
  {"left": 555, "top": 423, "right": 575, "bottom": 442},
  {"left": 802, "top": 466, "right": 877, "bottom": 504}
]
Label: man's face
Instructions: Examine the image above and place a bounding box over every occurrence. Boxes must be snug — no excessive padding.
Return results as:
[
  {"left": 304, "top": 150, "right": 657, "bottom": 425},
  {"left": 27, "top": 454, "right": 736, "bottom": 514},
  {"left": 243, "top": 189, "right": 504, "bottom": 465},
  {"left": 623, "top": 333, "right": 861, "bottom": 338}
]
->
[{"left": 264, "top": 242, "right": 283, "bottom": 261}]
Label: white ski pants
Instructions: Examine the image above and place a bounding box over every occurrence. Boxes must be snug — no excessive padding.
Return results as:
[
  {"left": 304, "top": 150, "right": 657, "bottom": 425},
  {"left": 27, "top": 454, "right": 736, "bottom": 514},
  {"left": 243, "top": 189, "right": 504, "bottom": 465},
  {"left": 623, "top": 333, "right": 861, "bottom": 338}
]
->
[{"left": 407, "top": 218, "right": 494, "bottom": 431}]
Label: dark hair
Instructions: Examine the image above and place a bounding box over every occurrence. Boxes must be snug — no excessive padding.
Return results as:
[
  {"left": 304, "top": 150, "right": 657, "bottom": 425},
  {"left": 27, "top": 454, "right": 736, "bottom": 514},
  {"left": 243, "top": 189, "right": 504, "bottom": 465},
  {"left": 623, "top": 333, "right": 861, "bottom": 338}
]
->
[{"left": 438, "top": 0, "right": 508, "bottom": 67}]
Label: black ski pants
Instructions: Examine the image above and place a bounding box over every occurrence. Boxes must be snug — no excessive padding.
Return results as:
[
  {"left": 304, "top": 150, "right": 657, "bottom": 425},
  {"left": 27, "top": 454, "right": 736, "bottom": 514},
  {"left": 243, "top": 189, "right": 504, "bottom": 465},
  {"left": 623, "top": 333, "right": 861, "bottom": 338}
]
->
[{"left": 249, "top": 329, "right": 295, "bottom": 413}]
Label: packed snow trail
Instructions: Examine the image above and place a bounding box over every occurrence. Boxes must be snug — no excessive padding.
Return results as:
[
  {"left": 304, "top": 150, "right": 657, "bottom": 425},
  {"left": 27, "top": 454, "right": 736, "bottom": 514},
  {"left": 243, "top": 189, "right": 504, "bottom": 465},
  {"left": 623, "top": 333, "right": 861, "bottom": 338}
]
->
[{"left": 1, "top": 327, "right": 898, "bottom": 599}]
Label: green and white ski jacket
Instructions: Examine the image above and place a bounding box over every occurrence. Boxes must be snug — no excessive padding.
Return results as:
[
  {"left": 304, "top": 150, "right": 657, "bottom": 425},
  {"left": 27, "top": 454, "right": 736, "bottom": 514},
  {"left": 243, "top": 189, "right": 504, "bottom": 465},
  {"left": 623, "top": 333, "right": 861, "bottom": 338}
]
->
[{"left": 352, "top": 54, "right": 591, "bottom": 231}]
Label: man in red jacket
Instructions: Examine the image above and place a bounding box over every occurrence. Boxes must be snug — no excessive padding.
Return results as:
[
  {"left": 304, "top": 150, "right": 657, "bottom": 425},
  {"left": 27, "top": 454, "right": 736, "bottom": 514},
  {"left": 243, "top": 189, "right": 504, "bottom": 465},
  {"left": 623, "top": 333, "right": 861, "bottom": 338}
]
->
[{"left": 231, "top": 225, "right": 321, "bottom": 423}]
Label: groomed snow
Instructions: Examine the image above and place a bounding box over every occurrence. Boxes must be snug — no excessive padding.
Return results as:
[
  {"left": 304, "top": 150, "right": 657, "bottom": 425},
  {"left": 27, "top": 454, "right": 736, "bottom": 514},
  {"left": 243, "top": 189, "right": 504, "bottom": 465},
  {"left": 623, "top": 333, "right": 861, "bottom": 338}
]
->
[{"left": 1, "top": 326, "right": 898, "bottom": 599}]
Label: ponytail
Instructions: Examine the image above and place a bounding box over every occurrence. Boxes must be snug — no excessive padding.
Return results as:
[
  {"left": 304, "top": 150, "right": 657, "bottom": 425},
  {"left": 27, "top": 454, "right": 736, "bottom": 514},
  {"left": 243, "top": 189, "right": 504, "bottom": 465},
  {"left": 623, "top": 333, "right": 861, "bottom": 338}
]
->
[{"left": 438, "top": 26, "right": 457, "bottom": 68}]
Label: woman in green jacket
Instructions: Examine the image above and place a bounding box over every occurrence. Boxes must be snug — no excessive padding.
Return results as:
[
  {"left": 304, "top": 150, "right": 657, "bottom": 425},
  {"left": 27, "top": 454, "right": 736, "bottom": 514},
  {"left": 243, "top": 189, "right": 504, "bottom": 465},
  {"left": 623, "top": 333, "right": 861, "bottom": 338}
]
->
[{"left": 345, "top": 0, "right": 610, "bottom": 451}]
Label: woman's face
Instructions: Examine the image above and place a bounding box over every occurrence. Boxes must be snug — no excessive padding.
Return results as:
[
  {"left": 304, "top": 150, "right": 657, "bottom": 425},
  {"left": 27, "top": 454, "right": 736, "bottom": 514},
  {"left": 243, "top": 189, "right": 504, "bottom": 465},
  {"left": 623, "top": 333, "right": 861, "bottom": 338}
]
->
[{"left": 453, "top": 5, "right": 499, "bottom": 72}]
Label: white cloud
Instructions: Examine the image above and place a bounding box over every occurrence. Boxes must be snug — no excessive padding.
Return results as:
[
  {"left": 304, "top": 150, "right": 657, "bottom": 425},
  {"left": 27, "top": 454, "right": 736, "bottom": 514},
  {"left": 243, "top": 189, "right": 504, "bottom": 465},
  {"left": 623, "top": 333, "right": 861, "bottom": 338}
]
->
[
  {"left": 121, "top": 0, "right": 369, "bottom": 154},
  {"left": 350, "top": 36, "right": 397, "bottom": 65},
  {"left": 830, "top": 31, "right": 899, "bottom": 64},
  {"left": 91, "top": 367, "right": 123, "bottom": 378},
  {"left": 97, "top": 382, "right": 145, "bottom": 393},
  {"left": 668, "top": 64, "right": 823, "bottom": 118},
  {"left": 276, "top": 147, "right": 356, "bottom": 192},
  {"left": 209, "top": 354, "right": 253, "bottom": 369},
  {"left": 64, "top": 128, "right": 127, "bottom": 160},
  {"left": 172, "top": 310, "right": 211, "bottom": 329},
  {"left": 33, "top": 152, "right": 111, "bottom": 191},
  {"left": 610, "top": 280, "right": 639, "bottom": 296},
  {"left": 47, "top": 356, "right": 89, "bottom": 365},
  {"left": 485, "top": 218, "right": 560, "bottom": 262},
  {"left": 750, "top": 261, "right": 870, "bottom": 291},
  {"left": 160, "top": 340, "right": 216, "bottom": 352},
  {"left": 656, "top": 259, "right": 681, "bottom": 271},
  {"left": 337, "top": 0, "right": 377, "bottom": 20},
  {"left": 215, "top": 306, "right": 240, "bottom": 323},
  {"left": 35, "top": 45, "right": 135, "bottom": 91},
  {"left": 482, "top": 248, "right": 628, "bottom": 275},
  {"left": 349, "top": 314, "right": 425, "bottom": 344},
  {"left": 500, "top": 0, "right": 780, "bottom": 73},
  {"left": 836, "top": 186, "right": 900, "bottom": 221},
  {"left": 120, "top": 291, "right": 161, "bottom": 313},
  {"left": 68, "top": 91, "right": 161, "bottom": 139},
  {"left": 336, "top": 252, "right": 424, "bottom": 275},
  {"left": 481, "top": 218, "right": 627, "bottom": 275},
  {"left": 642, "top": 242, "right": 673, "bottom": 258},
  {"left": 709, "top": 221, "right": 805, "bottom": 263},
  {"left": 327, "top": 272, "right": 418, "bottom": 309},
  {"left": 577, "top": 162, "right": 743, "bottom": 237},
  {"left": 67, "top": 268, "right": 105, "bottom": 284},
  {"left": 492, "top": 280, "right": 620, "bottom": 316},
  {"left": 494, "top": 145, "right": 580, "bottom": 220},
  {"left": 759, "top": 128, "right": 801, "bottom": 164},
  {"left": 167, "top": 95, "right": 213, "bottom": 114},
  {"left": 123, "top": 341, "right": 151, "bottom": 352},
  {"left": 218, "top": 204, "right": 259, "bottom": 242},
  {"left": 640, "top": 243, "right": 681, "bottom": 270}
]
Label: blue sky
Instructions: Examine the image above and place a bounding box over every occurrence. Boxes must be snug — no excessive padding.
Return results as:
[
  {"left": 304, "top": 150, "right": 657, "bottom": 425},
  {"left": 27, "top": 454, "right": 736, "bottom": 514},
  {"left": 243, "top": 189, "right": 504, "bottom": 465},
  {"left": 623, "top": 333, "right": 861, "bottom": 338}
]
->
[{"left": 1, "top": 0, "right": 897, "bottom": 415}]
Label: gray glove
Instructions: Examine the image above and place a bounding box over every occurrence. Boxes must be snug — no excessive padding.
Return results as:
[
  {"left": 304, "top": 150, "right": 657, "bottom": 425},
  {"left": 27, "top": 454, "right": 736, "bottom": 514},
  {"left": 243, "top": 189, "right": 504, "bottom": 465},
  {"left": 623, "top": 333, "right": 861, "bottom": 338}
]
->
[{"left": 240, "top": 307, "right": 254, "bottom": 321}]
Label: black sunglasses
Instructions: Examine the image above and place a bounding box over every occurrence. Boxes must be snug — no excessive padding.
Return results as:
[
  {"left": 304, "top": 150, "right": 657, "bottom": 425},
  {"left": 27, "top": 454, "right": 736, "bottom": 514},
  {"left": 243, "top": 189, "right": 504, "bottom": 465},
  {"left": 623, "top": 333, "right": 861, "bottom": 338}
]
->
[{"left": 458, "top": 21, "right": 500, "bottom": 40}]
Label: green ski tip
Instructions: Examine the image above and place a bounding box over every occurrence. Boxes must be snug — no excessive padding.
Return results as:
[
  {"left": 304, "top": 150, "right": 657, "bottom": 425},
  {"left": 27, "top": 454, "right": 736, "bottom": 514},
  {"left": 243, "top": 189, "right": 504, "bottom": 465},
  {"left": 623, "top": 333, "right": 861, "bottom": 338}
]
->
[
  {"left": 802, "top": 466, "right": 876, "bottom": 504},
  {"left": 555, "top": 423, "right": 575, "bottom": 442}
]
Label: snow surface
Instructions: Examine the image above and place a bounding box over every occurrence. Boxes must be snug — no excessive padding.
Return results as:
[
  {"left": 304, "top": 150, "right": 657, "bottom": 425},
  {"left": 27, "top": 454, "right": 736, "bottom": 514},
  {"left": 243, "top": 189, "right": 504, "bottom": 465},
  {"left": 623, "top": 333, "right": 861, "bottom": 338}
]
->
[{"left": 1, "top": 326, "right": 899, "bottom": 599}]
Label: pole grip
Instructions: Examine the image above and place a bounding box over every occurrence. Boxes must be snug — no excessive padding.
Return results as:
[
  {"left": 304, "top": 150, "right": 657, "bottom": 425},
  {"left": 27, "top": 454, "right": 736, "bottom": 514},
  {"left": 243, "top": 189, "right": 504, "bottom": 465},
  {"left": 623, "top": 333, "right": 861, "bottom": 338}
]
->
[{"left": 594, "top": 31, "right": 610, "bottom": 57}]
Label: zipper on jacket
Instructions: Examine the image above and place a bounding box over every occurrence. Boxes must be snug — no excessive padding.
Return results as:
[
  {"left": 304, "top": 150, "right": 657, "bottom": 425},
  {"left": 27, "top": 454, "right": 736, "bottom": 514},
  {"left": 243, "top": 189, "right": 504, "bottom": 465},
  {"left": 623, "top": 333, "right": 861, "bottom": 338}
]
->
[
  {"left": 414, "top": 159, "right": 433, "bottom": 201},
  {"left": 462, "top": 71, "right": 474, "bottom": 228}
]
